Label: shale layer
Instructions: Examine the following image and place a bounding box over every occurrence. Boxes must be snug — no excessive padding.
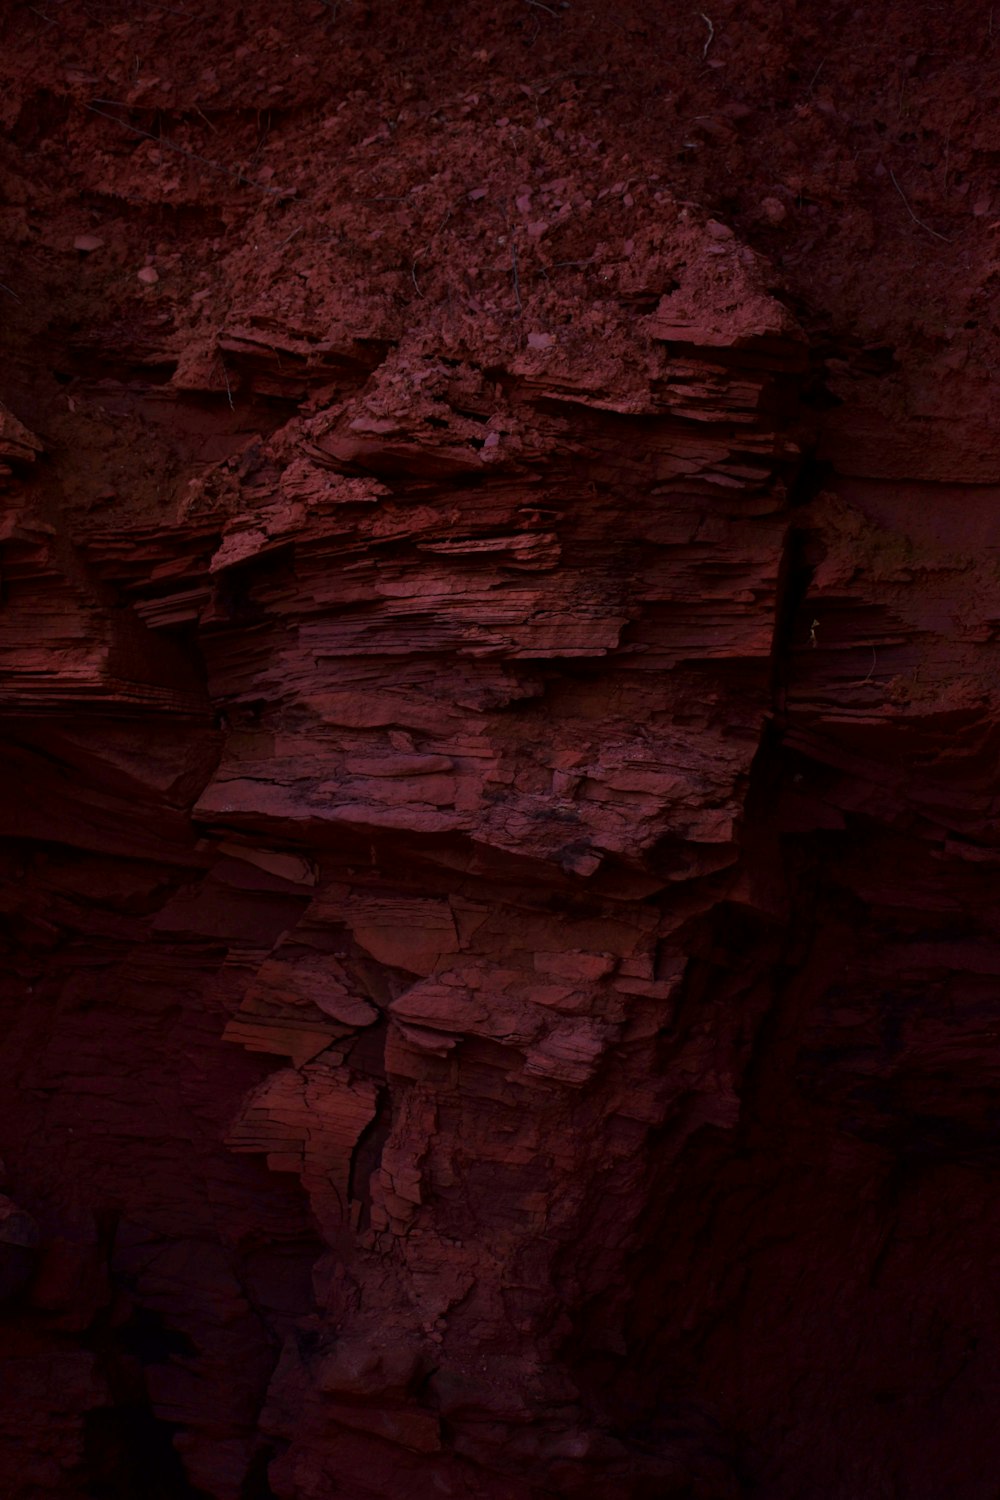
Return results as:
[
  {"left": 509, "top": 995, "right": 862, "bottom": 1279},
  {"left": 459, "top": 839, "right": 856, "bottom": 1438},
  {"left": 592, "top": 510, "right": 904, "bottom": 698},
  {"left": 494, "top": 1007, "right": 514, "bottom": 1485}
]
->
[{"left": 3, "top": 3, "right": 1000, "bottom": 1497}]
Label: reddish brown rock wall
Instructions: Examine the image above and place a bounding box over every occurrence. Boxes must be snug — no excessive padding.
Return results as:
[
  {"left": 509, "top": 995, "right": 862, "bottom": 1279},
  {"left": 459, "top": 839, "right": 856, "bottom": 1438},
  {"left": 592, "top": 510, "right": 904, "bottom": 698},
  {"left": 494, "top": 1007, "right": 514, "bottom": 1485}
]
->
[{"left": 3, "top": 2, "right": 1000, "bottom": 1496}]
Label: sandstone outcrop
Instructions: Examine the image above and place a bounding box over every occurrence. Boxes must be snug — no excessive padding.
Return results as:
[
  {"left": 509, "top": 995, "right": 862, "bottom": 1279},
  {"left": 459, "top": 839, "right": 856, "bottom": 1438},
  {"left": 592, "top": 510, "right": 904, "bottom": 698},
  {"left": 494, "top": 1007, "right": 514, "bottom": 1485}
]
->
[{"left": 3, "top": 3, "right": 1000, "bottom": 1496}]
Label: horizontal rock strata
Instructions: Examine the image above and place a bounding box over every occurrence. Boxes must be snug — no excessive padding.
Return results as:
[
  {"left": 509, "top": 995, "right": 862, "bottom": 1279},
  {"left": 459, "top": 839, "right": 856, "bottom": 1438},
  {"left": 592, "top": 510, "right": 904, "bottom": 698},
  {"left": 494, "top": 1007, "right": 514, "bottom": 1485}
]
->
[{"left": 3, "top": 2, "right": 1000, "bottom": 1497}]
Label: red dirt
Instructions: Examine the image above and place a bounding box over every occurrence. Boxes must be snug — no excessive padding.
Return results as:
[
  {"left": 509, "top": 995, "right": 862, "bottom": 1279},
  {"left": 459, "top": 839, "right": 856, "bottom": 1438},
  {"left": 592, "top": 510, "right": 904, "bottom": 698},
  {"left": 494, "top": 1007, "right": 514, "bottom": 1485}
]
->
[{"left": 3, "top": 2, "right": 1000, "bottom": 1496}]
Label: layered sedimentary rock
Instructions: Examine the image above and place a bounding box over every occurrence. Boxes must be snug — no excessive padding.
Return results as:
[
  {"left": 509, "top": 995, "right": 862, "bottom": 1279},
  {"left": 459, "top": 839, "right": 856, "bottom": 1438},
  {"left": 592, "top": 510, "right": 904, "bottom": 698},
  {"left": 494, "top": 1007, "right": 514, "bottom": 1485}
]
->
[{"left": 4, "top": 1, "right": 1000, "bottom": 1497}]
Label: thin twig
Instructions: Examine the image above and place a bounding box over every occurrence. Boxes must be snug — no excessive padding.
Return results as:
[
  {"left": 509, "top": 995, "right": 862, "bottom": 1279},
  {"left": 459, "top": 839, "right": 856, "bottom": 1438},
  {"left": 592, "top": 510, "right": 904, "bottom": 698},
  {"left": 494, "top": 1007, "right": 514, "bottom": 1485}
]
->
[
  {"left": 510, "top": 236, "right": 522, "bottom": 316},
  {"left": 699, "top": 12, "right": 714, "bottom": 58},
  {"left": 86, "top": 103, "right": 283, "bottom": 195},
  {"left": 279, "top": 224, "right": 303, "bottom": 247},
  {"left": 524, "top": 0, "right": 558, "bottom": 13},
  {"left": 220, "top": 360, "right": 235, "bottom": 411},
  {"left": 411, "top": 247, "right": 427, "bottom": 298},
  {"left": 0, "top": 282, "right": 22, "bottom": 303},
  {"left": 862, "top": 645, "right": 877, "bottom": 683},
  {"left": 889, "top": 167, "right": 952, "bottom": 242}
]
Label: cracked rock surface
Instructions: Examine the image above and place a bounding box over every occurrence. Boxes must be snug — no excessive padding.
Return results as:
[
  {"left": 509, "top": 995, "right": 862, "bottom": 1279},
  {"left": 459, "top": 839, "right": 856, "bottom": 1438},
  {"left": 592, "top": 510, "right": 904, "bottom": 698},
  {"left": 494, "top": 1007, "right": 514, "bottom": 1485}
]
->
[{"left": 4, "top": 2, "right": 1000, "bottom": 1496}]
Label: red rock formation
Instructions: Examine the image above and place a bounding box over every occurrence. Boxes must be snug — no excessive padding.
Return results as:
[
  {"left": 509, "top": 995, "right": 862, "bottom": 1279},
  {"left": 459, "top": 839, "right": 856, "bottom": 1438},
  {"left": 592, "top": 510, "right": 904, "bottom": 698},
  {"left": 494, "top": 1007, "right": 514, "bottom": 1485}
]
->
[{"left": 3, "top": 1, "right": 1000, "bottom": 1496}]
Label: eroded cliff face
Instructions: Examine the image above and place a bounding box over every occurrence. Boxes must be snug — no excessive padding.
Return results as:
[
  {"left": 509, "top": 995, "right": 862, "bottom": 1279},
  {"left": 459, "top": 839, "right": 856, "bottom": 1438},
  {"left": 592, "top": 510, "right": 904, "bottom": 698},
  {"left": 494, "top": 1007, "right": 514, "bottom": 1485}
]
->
[{"left": 3, "top": 2, "right": 1000, "bottom": 1496}]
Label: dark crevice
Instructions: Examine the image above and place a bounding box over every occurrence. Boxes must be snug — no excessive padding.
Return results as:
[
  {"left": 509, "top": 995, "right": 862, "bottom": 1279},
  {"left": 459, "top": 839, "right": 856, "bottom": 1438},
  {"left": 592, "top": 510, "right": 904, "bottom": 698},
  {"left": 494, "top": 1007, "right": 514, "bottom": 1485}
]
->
[
  {"left": 84, "top": 1405, "right": 208, "bottom": 1500},
  {"left": 84, "top": 1304, "right": 208, "bottom": 1500},
  {"left": 239, "top": 1447, "right": 279, "bottom": 1500},
  {"left": 347, "top": 1076, "right": 391, "bottom": 1234},
  {"left": 768, "top": 455, "right": 830, "bottom": 714}
]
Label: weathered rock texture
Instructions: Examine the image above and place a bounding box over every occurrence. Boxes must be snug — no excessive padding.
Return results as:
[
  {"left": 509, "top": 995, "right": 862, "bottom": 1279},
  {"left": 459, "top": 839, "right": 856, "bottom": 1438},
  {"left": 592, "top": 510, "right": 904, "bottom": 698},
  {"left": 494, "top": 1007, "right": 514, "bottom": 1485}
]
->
[{"left": 3, "top": 1, "right": 1000, "bottom": 1495}]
